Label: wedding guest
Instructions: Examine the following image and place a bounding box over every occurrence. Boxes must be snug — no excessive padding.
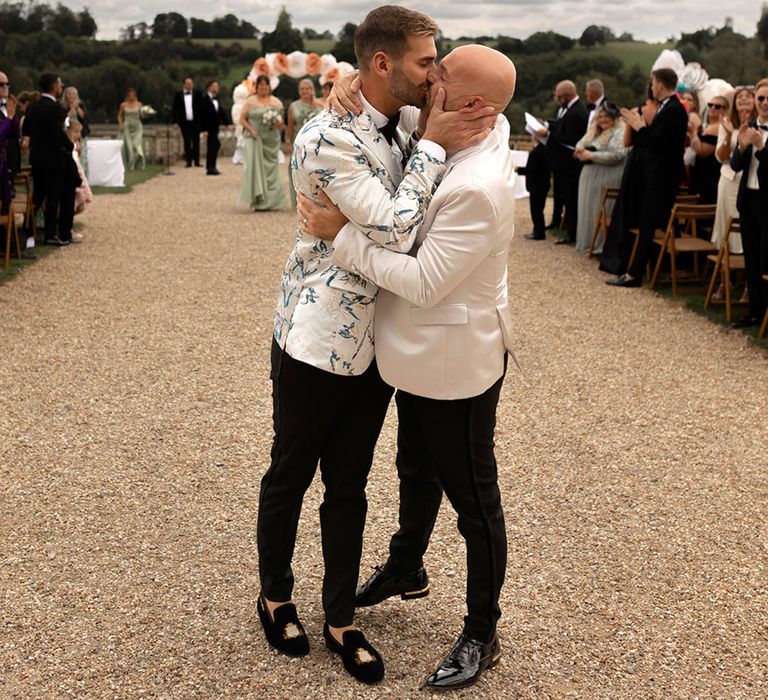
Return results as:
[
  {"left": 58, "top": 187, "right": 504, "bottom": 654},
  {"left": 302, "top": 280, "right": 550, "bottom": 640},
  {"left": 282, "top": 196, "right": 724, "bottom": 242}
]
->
[
  {"left": 0, "top": 71, "right": 20, "bottom": 182},
  {"left": 61, "top": 86, "right": 90, "bottom": 176},
  {"left": 519, "top": 135, "right": 550, "bottom": 240},
  {"left": 599, "top": 87, "right": 657, "bottom": 273},
  {"left": 13, "top": 90, "right": 39, "bottom": 254},
  {"left": 66, "top": 121, "right": 92, "bottom": 219},
  {"left": 118, "top": 88, "right": 145, "bottom": 171},
  {"left": 0, "top": 93, "right": 18, "bottom": 209},
  {"left": 538, "top": 80, "right": 589, "bottom": 244},
  {"left": 321, "top": 81, "right": 333, "bottom": 102},
  {"left": 710, "top": 87, "right": 757, "bottom": 300},
  {"left": 238, "top": 75, "right": 286, "bottom": 211},
  {"left": 730, "top": 78, "right": 768, "bottom": 327},
  {"left": 172, "top": 77, "right": 202, "bottom": 167},
  {"left": 585, "top": 78, "right": 606, "bottom": 129},
  {"left": 609, "top": 68, "right": 687, "bottom": 286},
  {"left": 681, "top": 90, "right": 701, "bottom": 188},
  {"left": 286, "top": 79, "right": 324, "bottom": 206},
  {"left": 687, "top": 95, "right": 726, "bottom": 204},
  {"left": 22, "top": 72, "right": 75, "bottom": 246},
  {"left": 200, "top": 79, "right": 231, "bottom": 176},
  {"left": 573, "top": 102, "right": 629, "bottom": 253}
]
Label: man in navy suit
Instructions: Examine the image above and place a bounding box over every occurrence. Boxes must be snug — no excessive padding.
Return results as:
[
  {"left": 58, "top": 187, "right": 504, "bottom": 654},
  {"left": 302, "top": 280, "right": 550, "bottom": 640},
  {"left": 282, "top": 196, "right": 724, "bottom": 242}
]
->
[
  {"left": 607, "top": 68, "right": 688, "bottom": 287},
  {"left": 730, "top": 77, "right": 768, "bottom": 327}
]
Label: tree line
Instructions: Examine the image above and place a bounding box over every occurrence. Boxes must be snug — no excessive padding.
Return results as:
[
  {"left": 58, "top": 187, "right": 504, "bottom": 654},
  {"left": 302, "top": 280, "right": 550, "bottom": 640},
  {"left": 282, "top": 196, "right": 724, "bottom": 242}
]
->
[{"left": 0, "top": 1, "right": 96, "bottom": 37}]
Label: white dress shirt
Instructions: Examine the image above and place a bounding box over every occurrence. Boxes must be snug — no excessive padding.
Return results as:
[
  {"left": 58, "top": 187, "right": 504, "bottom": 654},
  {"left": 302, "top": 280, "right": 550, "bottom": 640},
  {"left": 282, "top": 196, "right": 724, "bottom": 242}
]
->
[
  {"left": 746, "top": 118, "right": 768, "bottom": 190},
  {"left": 183, "top": 92, "right": 194, "bottom": 121}
]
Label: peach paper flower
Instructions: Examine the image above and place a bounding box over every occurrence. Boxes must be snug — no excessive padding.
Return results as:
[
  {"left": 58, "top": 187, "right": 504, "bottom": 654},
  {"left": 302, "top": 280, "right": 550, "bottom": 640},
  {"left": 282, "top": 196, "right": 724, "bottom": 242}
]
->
[
  {"left": 306, "top": 53, "right": 322, "bottom": 76},
  {"left": 273, "top": 52, "right": 290, "bottom": 75},
  {"left": 253, "top": 58, "right": 270, "bottom": 76}
]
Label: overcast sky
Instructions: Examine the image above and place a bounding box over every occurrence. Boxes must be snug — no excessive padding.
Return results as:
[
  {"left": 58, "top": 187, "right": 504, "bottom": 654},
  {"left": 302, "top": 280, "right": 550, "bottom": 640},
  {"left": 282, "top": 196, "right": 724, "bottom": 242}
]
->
[{"left": 70, "top": 1, "right": 763, "bottom": 43}]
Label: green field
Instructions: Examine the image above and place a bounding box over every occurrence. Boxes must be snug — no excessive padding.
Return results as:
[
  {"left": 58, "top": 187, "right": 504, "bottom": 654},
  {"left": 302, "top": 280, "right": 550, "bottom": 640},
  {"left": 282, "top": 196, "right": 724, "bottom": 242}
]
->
[{"left": 189, "top": 38, "right": 336, "bottom": 55}]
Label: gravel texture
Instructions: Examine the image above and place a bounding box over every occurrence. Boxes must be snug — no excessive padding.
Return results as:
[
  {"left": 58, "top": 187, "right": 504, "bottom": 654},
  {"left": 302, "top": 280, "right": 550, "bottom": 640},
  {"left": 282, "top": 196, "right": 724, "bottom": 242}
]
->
[{"left": 1, "top": 161, "right": 767, "bottom": 699}]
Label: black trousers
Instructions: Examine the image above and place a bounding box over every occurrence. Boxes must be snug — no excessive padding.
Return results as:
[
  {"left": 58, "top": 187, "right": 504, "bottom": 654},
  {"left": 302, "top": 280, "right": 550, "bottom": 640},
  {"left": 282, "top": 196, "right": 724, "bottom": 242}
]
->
[
  {"left": 562, "top": 164, "right": 581, "bottom": 241},
  {"left": 385, "top": 371, "right": 508, "bottom": 642},
  {"left": 206, "top": 130, "right": 220, "bottom": 172},
  {"left": 32, "top": 165, "right": 75, "bottom": 242},
  {"left": 550, "top": 171, "right": 564, "bottom": 227},
  {"left": 738, "top": 189, "right": 768, "bottom": 319},
  {"left": 258, "top": 340, "right": 394, "bottom": 627},
  {"left": 179, "top": 121, "right": 200, "bottom": 165},
  {"left": 628, "top": 182, "right": 678, "bottom": 280},
  {"left": 528, "top": 183, "right": 548, "bottom": 237}
]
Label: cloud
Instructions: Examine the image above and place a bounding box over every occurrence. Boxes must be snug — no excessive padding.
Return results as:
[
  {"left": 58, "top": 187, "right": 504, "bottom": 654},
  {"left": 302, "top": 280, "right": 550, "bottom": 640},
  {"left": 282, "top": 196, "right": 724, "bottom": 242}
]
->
[{"left": 65, "top": 0, "right": 762, "bottom": 43}]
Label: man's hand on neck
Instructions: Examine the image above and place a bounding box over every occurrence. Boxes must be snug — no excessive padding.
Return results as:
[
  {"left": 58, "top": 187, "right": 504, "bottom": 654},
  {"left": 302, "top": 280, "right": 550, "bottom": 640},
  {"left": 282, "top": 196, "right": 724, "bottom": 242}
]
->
[{"left": 422, "top": 88, "right": 497, "bottom": 156}]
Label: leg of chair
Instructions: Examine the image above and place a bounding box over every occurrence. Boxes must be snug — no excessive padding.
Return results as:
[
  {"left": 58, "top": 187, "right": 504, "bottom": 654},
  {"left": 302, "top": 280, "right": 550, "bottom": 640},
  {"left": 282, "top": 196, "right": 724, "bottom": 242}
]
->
[
  {"left": 3, "top": 219, "right": 10, "bottom": 268},
  {"left": 650, "top": 240, "right": 666, "bottom": 290},
  {"left": 627, "top": 232, "right": 640, "bottom": 271},
  {"left": 588, "top": 211, "right": 602, "bottom": 258},
  {"left": 704, "top": 251, "right": 722, "bottom": 309},
  {"left": 759, "top": 307, "right": 768, "bottom": 338}
]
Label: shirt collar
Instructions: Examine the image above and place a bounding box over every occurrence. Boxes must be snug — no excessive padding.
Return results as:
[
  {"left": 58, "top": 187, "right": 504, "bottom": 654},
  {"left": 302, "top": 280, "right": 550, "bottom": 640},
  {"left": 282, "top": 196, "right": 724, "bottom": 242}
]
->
[
  {"left": 43, "top": 93, "right": 56, "bottom": 101},
  {"left": 567, "top": 95, "right": 579, "bottom": 109},
  {"left": 358, "top": 91, "right": 391, "bottom": 130},
  {"left": 208, "top": 93, "right": 216, "bottom": 100}
]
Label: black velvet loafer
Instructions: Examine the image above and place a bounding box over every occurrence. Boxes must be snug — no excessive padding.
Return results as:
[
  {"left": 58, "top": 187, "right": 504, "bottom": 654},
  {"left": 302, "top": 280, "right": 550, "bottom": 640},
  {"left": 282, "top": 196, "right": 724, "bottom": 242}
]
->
[
  {"left": 355, "top": 564, "right": 430, "bottom": 607},
  {"left": 257, "top": 593, "right": 310, "bottom": 657},
  {"left": 425, "top": 633, "right": 501, "bottom": 690},
  {"left": 323, "top": 623, "right": 385, "bottom": 684}
]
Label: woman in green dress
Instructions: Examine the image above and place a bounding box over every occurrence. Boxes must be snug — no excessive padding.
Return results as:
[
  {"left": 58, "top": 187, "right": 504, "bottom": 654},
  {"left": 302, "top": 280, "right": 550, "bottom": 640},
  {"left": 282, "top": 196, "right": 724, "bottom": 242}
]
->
[
  {"left": 285, "top": 79, "right": 324, "bottom": 207},
  {"left": 118, "top": 88, "right": 145, "bottom": 171},
  {"left": 238, "top": 76, "right": 286, "bottom": 211}
]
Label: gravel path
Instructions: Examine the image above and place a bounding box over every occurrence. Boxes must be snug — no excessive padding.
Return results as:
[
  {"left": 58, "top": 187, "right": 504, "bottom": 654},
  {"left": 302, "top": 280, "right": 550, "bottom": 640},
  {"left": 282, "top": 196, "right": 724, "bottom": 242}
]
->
[{"left": 1, "top": 161, "right": 767, "bottom": 699}]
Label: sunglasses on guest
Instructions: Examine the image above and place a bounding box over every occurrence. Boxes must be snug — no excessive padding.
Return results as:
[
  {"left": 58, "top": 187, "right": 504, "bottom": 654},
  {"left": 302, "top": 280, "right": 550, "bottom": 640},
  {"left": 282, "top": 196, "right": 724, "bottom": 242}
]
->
[
  {"left": 757, "top": 96, "right": 768, "bottom": 103},
  {"left": 0, "top": 82, "right": 9, "bottom": 87},
  {"left": 707, "top": 102, "right": 726, "bottom": 109}
]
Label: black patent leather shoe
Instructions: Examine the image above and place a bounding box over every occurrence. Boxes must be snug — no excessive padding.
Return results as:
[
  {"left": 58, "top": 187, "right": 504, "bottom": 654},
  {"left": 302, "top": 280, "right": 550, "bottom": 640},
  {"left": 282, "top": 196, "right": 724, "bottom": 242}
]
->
[
  {"left": 257, "top": 593, "right": 310, "bottom": 656},
  {"left": 606, "top": 273, "right": 641, "bottom": 287},
  {"left": 524, "top": 232, "right": 546, "bottom": 240},
  {"left": 355, "top": 564, "right": 429, "bottom": 608},
  {"left": 425, "top": 633, "right": 501, "bottom": 690},
  {"left": 323, "top": 623, "right": 385, "bottom": 684}
]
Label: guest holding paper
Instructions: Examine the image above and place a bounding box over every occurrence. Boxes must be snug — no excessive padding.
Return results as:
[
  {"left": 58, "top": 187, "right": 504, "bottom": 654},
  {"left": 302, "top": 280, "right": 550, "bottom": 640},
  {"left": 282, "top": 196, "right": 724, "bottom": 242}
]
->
[{"left": 519, "top": 113, "right": 550, "bottom": 241}]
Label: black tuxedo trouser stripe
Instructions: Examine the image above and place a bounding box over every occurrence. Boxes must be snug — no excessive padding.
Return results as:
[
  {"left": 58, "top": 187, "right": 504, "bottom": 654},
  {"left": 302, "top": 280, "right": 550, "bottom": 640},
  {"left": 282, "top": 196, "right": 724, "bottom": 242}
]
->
[
  {"left": 258, "top": 340, "right": 393, "bottom": 627},
  {"left": 738, "top": 189, "right": 768, "bottom": 319},
  {"left": 179, "top": 122, "right": 199, "bottom": 165},
  {"left": 386, "top": 370, "right": 507, "bottom": 642}
]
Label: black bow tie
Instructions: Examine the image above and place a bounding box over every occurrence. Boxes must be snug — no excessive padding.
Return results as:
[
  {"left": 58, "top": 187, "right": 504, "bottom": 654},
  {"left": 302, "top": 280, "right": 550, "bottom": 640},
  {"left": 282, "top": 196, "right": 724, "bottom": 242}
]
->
[
  {"left": 184, "top": 92, "right": 191, "bottom": 95},
  {"left": 379, "top": 113, "right": 400, "bottom": 146},
  {"left": 758, "top": 124, "right": 768, "bottom": 131},
  {"left": 587, "top": 103, "right": 596, "bottom": 111}
]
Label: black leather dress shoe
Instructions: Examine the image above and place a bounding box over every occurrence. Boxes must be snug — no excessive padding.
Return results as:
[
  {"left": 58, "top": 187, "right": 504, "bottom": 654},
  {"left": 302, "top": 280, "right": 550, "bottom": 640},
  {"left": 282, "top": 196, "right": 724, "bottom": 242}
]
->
[
  {"left": 731, "top": 316, "right": 759, "bottom": 328},
  {"left": 185, "top": 162, "right": 192, "bottom": 168},
  {"left": 323, "top": 623, "right": 384, "bottom": 684},
  {"left": 206, "top": 169, "right": 220, "bottom": 175},
  {"left": 45, "top": 237, "right": 69, "bottom": 246},
  {"left": 355, "top": 564, "right": 429, "bottom": 607},
  {"left": 545, "top": 222, "right": 560, "bottom": 230},
  {"left": 606, "top": 273, "right": 641, "bottom": 288},
  {"left": 554, "top": 236, "right": 574, "bottom": 245},
  {"left": 256, "top": 593, "right": 310, "bottom": 657},
  {"left": 425, "top": 633, "right": 501, "bottom": 690},
  {"left": 524, "top": 232, "right": 545, "bottom": 240}
]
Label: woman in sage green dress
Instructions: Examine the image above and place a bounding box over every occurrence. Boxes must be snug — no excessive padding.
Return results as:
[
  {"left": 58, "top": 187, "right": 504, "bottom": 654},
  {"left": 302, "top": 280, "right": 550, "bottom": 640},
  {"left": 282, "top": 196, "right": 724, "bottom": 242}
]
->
[
  {"left": 286, "top": 79, "right": 324, "bottom": 207},
  {"left": 118, "top": 88, "right": 145, "bottom": 171},
  {"left": 238, "top": 76, "right": 286, "bottom": 211}
]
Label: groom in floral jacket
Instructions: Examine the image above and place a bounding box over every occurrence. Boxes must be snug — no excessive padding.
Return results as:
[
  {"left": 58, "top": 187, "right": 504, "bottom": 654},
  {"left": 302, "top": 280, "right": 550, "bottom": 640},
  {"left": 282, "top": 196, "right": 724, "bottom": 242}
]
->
[{"left": 256, "top": 4, "right": 495, "bottom": 684}]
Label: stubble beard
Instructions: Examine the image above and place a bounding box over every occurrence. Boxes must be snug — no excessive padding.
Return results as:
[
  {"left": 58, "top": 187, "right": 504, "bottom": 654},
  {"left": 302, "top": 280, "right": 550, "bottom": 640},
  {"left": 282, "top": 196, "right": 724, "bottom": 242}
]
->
[{"left": 388, "top": 65, "right": 427, "bottom": 109}]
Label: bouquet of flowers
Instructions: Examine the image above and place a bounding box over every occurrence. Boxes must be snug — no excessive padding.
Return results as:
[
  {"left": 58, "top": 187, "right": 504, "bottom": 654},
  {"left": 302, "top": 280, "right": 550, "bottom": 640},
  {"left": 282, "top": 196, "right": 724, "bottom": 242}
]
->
[
  {"left": 139, "top": 105, "right": 157, "bottom": 118},
  {"left": 262, "top": 108, "right": 282, "bottom": 128}
]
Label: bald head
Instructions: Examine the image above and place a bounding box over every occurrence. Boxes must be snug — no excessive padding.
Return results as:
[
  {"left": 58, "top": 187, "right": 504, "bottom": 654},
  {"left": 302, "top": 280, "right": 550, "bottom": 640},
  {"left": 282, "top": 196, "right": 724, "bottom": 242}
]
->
[
  {"left": 555, "top": 80, "right": 577, "bottom": 106},
  {"left": 435, "top": 44, "right": 516, "bottom": 113}
]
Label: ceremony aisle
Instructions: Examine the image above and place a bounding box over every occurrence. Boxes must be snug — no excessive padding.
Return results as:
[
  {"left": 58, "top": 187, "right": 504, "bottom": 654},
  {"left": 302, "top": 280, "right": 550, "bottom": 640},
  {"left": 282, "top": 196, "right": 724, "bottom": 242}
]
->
[{"left": 1, "top": 161, "right": 766, "bottom": 699}]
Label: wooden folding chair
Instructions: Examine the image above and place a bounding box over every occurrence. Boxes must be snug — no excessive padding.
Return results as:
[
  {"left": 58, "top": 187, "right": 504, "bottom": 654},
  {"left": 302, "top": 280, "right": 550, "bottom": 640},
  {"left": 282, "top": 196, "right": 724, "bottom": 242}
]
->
[
  {"left": 1, "top": 199, "right": 22, "bottom": 268},
  {"left": 588, "top": 187, "right": 619, "bottom": 258},
  {"left": 760, "top": 276, "right": 768, "bottom": 338},
  {"left": 649, "top": 203, "right": 718, "bottom": 294},
  {"left": 626, "top": 193, "right": 700, "bottom": 272},
  {"left": 703, "top": 218, "right": 746, "bottom": 321},
  {"left": 12, "top": 173, "right": 37, "bottom": 244}
]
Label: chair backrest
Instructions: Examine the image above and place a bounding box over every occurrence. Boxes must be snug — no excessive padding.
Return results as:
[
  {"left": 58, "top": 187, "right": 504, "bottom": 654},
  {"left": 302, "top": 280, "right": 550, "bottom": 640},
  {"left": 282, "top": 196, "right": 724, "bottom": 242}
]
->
[
  {"left": 675, "top": 194, "right": 700, "bottom": 204},
  {"left": 670, "top": 203, "right": 717, "bottom": 239}
]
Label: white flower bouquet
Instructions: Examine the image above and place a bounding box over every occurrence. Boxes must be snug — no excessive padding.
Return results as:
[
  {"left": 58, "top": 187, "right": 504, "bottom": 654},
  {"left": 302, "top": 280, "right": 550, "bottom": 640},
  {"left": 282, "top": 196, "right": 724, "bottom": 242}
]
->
[
  {"left": 262, "top": 107, "right": 282, "bottom": 128},
  {"left": 139, "top": 105, "right": 157, "bottom": 118}
]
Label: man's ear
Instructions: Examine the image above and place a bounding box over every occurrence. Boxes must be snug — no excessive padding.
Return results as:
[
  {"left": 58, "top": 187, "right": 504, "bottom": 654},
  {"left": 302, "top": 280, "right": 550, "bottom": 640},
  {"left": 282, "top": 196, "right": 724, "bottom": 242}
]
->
[
  {"left": 460, "top": 96, "right": 487, "bottom": 113},
  {"left": 371, "top": 51, "right": 392, "bottom": 78}
]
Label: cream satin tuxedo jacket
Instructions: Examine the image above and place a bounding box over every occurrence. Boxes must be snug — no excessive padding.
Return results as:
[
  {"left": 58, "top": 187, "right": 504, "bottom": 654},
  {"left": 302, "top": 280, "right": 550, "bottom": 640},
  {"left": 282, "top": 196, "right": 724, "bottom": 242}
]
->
[
  {"left": 274, "top": 105, "right": 445, "bottom": 375},
  {"left": 333, "top": 116, "right": 516, "bottom": 400}
]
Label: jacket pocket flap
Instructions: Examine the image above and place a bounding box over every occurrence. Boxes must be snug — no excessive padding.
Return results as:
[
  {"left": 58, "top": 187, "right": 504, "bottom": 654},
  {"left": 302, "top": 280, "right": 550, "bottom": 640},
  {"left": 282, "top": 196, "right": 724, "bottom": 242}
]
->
[{"left": 410, "top": 304, "right": 468, "bottom": 326}]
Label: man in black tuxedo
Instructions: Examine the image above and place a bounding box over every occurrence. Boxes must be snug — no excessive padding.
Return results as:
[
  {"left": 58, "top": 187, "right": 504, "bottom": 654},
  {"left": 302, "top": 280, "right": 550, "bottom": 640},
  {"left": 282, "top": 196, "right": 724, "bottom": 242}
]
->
[
  {"left": 21, "top": 73, "right": 78, "bottom": 246},
  {"left": 199, "top": 80, "right": 231, "bottom": 176},
  {"left": 585, "top": 78, "right": 606, "bottom": 130},
  {"left": 729, "top": 77, "right": 768, "bottom": 327},
  {"left": 608, "top": 68, "right": 688, "bottom": 287},
  {"left": 540, "top": 80, "right": 588, "bottom": 244},
  {"left": 172, "top": 77, "right": 202, "bottom": 167}
]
